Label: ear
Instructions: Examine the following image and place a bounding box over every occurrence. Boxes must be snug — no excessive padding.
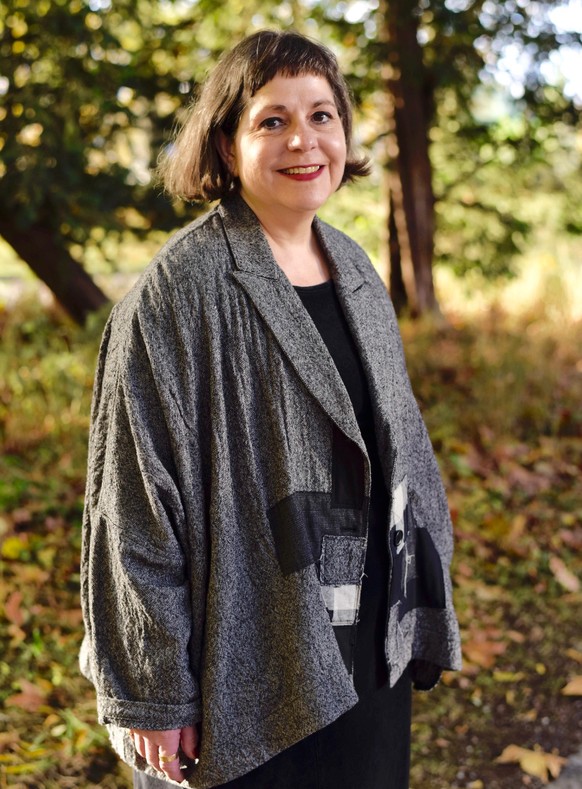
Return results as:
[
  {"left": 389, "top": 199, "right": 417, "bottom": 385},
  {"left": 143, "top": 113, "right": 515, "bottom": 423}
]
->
[{"left": 216, "top": 130, "right": 238, "bottom": 177}]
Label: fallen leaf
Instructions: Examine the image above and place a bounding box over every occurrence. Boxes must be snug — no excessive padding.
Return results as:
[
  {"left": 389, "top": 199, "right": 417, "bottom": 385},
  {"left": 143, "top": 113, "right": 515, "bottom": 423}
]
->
[
  {"left": 566, "top": 648, "right": 582, "bottom": 664},
  {"left": 505, "top": 464, "right": 551, "bottom": 495},
  {"left": 518, "top": 709, "right": 538, "bottom": 722},
  {"left": 549, "top": 556, "right": 580, "bottom": 592},
  {"left": 463, "top": 638, "right": 507, "bottom": 669},
  {"left": 1, "top": 536, "right": 27, "bottom": 560},
  {"left": 4, "top": 591, "right": 24, "bottom": 626},
  {"left": 454, "top": 576, "right": 507, "bottom": 601},
  {"left": 3, "top": 762, "right": 52, "bottom": 775},
  {"left": 559, "top": 527, "right": 582, "bottom": 550},
  {"left": 502, "top": 514, "right": 527, "bottom": 550},
  {"left": 0, "top": 731, "right": 20, "bottom": 752},
  {"left": 493, "top": 670, "right": 525, "bottom": 683},
  {"left": 11, "top": 508, "right": 32, "bottom": 525},
  {"left": 8, "top": 564, "right": 50, "bottom": 585},
  {"left": 495, "top": 744, "right": 566, "bottom": 784},
  {"left": 7, "top": 624, "right": 27, "bottom": 648},
  {"left": 5, "top": 680, "right": 48, "bottom": 713},
  {"left": 562, "top": 676, "right": 582, "bottom": 696},
  {"left": 456, "top": 561, "right": 473, "bottom": 578},
  {"left": 59, "top": 608, "right": 84, "bottom": 627}
]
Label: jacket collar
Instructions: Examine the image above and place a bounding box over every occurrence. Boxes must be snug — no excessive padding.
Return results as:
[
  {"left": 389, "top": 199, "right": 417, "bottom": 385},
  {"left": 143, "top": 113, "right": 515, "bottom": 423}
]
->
[
  {"left": 218, "top": 193, "right": 366, "bottom": 293},
  {"left": 218, "top": 193, "right": 369, "bottom": 461}
]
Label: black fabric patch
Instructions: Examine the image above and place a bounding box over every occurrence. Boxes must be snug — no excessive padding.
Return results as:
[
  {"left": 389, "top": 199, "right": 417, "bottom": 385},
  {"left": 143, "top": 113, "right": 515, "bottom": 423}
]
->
[
  {"left": 267, "top": 492, "right": 367, "bottom": 576},
  {"left": 401, "top": 527, "right": 446, "bottom": 616},
  {"left": 331, "top": 425, "right": 365, "bottom": 509},
  {"left": 389, "top": 504, "right": 446, "bottom": 620}
]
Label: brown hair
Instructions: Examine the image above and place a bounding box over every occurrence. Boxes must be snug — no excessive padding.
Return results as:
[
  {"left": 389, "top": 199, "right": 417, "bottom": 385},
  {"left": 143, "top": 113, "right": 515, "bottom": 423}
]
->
[{"left": 159, "top": 30, "right": 370, "bottom": 202}]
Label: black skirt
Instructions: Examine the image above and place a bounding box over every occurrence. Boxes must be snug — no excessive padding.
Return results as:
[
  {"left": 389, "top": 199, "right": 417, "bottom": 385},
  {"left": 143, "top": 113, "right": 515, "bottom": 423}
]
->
[{"left": 133, "top": 667, "right": 411, "bottom": 789}]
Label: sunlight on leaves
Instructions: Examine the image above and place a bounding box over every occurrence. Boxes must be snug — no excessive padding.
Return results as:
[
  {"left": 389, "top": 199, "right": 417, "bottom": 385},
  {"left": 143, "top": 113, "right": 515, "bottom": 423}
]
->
[
  {"left": 562, "top": 676, "right": 582, "bottom": 696},
  {"left": 549, "top": 555, "right": 581, "bottom": 593},
  {"left": 495, "top": 744, "right": 567, "bottom": 783}
]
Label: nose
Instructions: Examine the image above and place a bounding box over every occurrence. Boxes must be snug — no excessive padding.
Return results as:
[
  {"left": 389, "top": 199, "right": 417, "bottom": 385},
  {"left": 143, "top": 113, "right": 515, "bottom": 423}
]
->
[{"left": 287, "top": 120, "right": 316, "bottom": 151}]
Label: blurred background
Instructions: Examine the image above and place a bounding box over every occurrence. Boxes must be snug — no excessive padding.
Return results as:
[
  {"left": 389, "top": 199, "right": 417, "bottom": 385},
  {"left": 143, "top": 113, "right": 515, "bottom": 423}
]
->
[{"left": 0, "top": 1, "right": 581, "bottom": 787}]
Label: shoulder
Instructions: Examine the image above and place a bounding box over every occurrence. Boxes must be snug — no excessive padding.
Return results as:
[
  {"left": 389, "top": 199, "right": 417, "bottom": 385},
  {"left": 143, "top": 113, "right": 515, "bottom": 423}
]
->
[
  {"left": 148, "top": 204, "right": 231, "bottom": 288},
  {"left": 314, "top": 217, "right": 383, "bottom": 284},
  {"left": 314, "top": 216, "right": 390, "bottom": 306},
  {"left": 315, "top": 216, "right": 367, "bottom": 259},
  {"left": 111, "top": 205, "right": 233, "bottom": 329}
]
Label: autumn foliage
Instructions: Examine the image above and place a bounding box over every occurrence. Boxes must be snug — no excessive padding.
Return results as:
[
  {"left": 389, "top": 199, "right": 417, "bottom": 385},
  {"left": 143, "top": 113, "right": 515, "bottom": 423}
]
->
[{"left": 0, "top": 297, "right": 581, "bottom": 787}]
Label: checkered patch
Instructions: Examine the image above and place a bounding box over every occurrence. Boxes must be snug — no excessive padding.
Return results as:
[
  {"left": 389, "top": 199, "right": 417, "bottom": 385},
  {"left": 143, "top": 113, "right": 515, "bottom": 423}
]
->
[
  {"left": 320, "top": 583, "right": 362, "bottom": 626},
  {"left": 318, "top": 534, "right": 366, "bottom": 626}
]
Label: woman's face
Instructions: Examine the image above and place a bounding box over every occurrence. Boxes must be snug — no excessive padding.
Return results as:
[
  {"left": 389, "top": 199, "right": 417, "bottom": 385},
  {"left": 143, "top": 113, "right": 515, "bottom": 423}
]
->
[{"left": 219, "top": 73, "right": 347, "bottom": 225}]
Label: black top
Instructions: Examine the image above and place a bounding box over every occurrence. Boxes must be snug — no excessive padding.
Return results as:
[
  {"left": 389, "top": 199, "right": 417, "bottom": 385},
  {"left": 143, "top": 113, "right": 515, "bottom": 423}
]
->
[{"left": 294, "top": 279, "right": 390, "bottom": 696}]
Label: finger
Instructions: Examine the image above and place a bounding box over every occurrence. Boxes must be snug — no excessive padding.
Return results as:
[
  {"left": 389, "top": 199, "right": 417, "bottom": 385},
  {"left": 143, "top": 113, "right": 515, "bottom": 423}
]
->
[
  {"left": 156, "top": 731, "right": 182, "bottom": 780},
  {"left": 145, "top": 737, "right": 160, "bottom": 772},
  {"left": 134, "top": 733, "right": 147, "bottom": 761},
  {"left": 180, "top": 725, "right": 199, "bottom": 760},
  {"left": 159, "top": 750, "right": 183, "bottom": 782}
]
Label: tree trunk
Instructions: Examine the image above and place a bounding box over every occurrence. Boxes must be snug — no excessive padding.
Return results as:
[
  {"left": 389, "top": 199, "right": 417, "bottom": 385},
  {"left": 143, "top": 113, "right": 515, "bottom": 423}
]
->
[
  {"left": 0, "top": 220, "right": 109, "bottom": 324},
  {"left": 379, "top": 0, "right": 438, "bottom": 315},
  {"left": 387, "top": 193, "right": 408, "bottom": 315}
]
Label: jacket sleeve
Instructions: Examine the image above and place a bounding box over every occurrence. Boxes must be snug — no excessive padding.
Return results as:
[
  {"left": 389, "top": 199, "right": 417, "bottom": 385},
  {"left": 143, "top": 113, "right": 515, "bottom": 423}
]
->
[
  {"left": 80, "top": 301, "right": 202, "bottom": 730},
  {"left": 365, "top": 262, "right": 462, "bottom": 688},
  {"left": 369, "top": 267, "right": 455, "bottom": 567}
]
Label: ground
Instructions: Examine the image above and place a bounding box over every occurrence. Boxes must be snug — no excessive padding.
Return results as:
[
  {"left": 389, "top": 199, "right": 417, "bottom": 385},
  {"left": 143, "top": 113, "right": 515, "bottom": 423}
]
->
[{"left": 0, "top": 297, "right": 581, "bottom": 788}]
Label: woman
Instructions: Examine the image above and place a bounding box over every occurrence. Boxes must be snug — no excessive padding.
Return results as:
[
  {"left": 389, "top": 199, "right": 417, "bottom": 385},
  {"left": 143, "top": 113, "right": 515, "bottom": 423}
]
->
[{"left": 80, "top": 30, "right": 462, "bottom": 789}]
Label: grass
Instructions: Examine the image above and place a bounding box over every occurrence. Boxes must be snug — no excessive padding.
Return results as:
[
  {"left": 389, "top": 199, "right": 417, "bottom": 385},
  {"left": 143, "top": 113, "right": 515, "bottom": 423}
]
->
[
  {"left": 402, "top": 304, "right": 582, "bottom": 787},
  {"left": 0, "top": 265, "right": 581, "bottom": 787}
]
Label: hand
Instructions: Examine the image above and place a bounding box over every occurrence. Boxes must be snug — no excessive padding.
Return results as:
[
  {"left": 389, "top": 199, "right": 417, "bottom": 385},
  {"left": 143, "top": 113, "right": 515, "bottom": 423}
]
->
[{"left": 130, "top": 725, "right": 199, "bottom": 783}]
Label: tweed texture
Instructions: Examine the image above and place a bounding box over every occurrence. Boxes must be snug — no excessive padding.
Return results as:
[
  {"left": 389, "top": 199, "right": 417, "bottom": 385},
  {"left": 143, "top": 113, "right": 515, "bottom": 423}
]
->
[{"left": 80, "top": 193, "right": 462, "bottom": 787}]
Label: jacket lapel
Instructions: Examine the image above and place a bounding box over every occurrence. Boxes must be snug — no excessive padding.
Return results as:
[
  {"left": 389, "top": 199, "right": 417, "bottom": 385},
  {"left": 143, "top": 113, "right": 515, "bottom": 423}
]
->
[
  {"left": 315, "top": 218, "right": 403, "bottom": 488},
  {"left": 219, "top": 195, "right": 366, "bottom": 456}
]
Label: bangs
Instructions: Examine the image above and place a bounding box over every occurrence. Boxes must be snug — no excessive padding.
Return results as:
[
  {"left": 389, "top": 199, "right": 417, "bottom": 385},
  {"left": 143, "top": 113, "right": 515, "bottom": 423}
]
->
[{"left": 242, "top": 34, "right": 340, "bottom": 98}]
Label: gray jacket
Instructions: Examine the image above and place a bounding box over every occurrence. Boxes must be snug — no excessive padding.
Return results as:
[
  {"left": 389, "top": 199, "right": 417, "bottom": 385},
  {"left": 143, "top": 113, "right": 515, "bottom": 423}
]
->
[{"left": 80, "top": 193, "right": 462, "bottom": 787}]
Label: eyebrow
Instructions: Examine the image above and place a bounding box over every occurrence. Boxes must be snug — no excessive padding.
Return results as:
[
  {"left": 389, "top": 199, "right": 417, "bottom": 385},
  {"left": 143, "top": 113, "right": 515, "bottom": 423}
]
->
[{"left": 252, "top": 98, "right": 336, "bottom": 114}]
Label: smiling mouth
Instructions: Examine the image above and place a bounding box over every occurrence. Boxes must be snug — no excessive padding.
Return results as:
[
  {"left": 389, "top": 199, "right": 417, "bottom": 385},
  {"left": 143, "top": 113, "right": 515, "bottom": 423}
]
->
[{"left": 279, "top": 165, "right": 323, "bottom": 175}]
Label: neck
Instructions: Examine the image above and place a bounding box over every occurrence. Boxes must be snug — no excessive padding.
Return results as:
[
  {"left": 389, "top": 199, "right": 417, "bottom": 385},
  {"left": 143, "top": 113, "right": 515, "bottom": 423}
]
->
[
  {"left": 239, "top": 193, "right": 330, "bottom": 286},
  {"left": 240, "top": 193, "right": 315, "bottom": 248}
]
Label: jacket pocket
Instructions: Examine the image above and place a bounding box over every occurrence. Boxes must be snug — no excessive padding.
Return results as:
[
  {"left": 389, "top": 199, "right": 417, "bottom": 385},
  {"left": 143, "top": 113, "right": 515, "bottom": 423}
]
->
[
  {"left": 319, "top": 534, "right": 367, "bottom": 675},
  {"left": 389, "top": 478, "right": 446, "bottom": 620},
  {"left": 319, "top": 534, "right": 366, "bottom": 625}
]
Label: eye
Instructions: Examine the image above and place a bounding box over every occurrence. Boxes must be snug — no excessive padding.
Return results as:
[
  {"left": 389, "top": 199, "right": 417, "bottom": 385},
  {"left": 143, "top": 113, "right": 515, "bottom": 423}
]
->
[
  {"left": 260, "top": 116, "right": 284, "bottom": 129},
  {"left": 312, "top": 111, "right": 333, "bottom": 124}
]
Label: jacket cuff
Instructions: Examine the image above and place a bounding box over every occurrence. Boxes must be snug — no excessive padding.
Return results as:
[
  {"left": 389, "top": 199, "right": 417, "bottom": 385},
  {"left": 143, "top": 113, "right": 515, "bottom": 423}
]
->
[
  {"left": 409, "top": 659, "right": 443, "bottom": 691},
  {"left": 97, "top": 696, "right": 202, "bottom": 730}
]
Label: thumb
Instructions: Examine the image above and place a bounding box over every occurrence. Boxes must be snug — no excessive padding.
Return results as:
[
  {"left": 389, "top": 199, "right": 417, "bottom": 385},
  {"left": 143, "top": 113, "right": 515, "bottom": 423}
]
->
[{"left": 181, "top": 724, "right": 199, "bottom": 760}]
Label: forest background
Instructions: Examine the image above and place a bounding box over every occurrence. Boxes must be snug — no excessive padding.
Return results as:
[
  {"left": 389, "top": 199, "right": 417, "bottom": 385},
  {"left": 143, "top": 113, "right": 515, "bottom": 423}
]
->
[{"left": 0, "top": 0, "right": 581, "bottom": 786}]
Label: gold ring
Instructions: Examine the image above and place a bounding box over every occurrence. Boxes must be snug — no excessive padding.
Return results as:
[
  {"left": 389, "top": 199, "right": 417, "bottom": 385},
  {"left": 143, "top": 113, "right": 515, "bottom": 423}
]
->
[{"left": 159, "top": 752, "right": 179, "bottom": 764}]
